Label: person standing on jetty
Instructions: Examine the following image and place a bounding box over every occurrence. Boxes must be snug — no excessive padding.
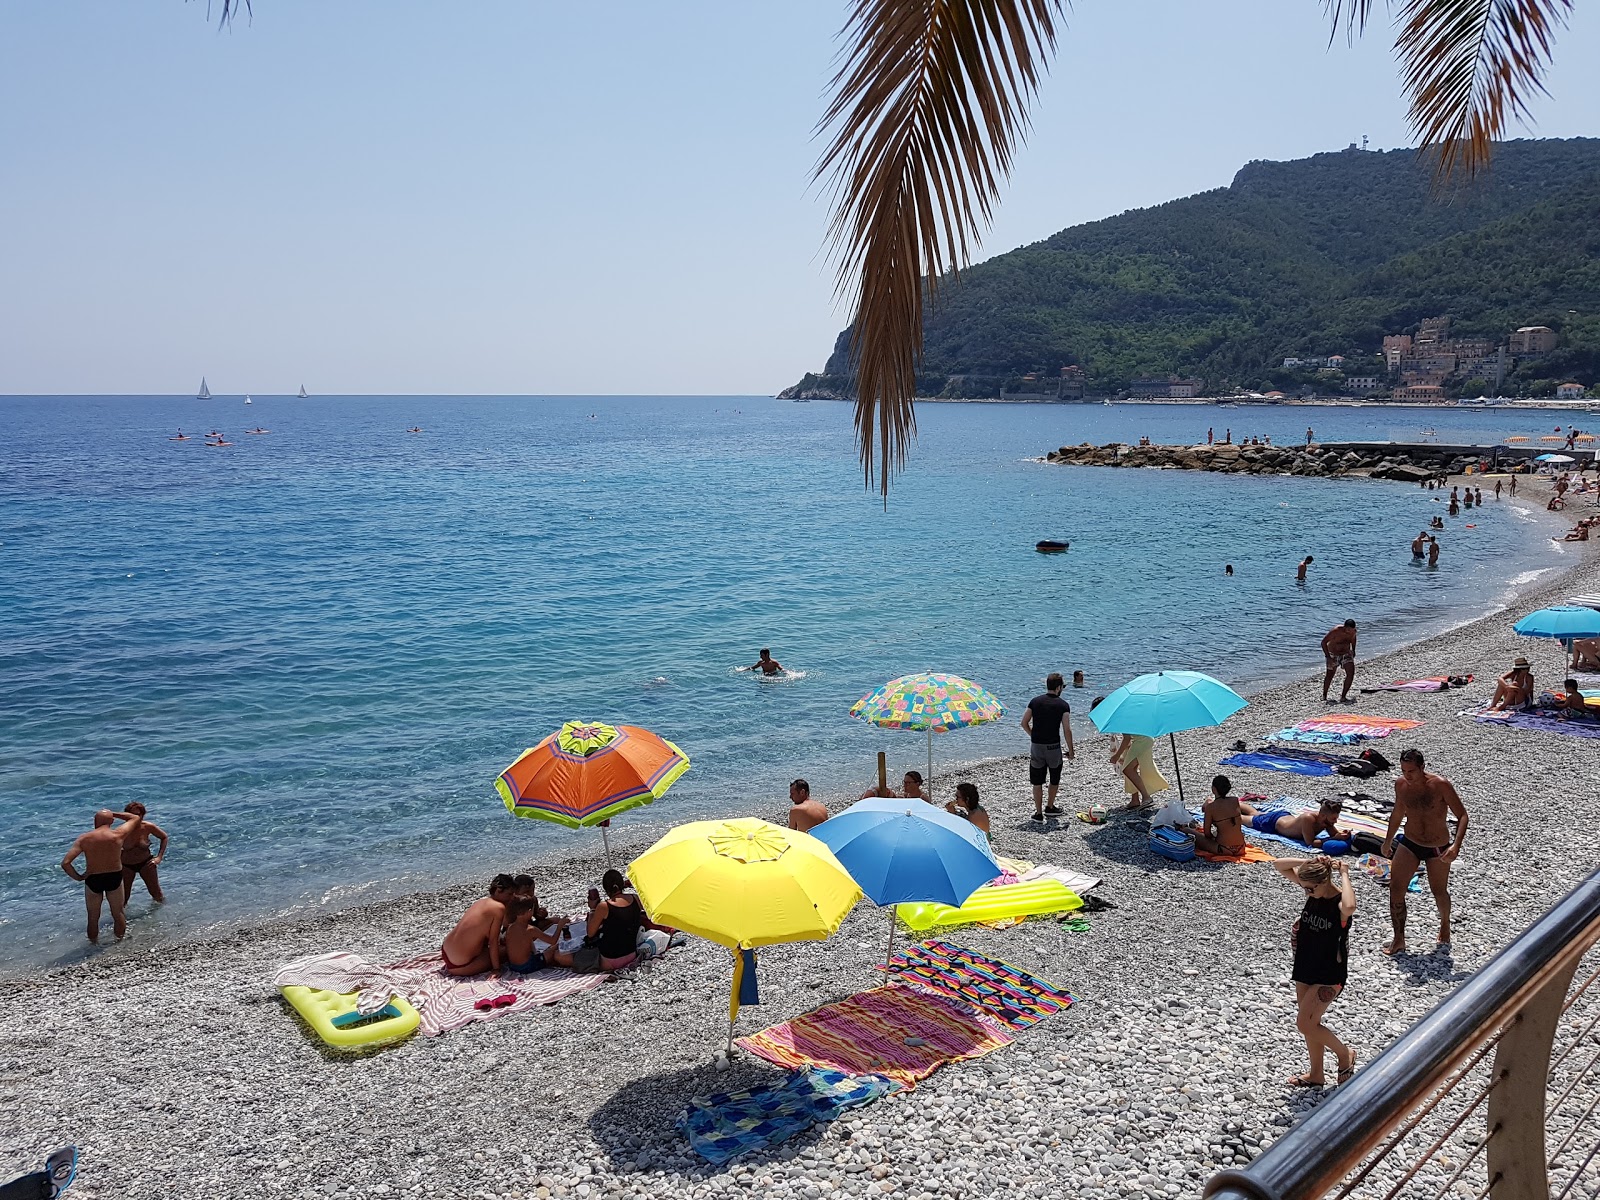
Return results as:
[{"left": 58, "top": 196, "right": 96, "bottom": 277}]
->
[
  {"left": 1022, "top": 672, "right": 1075, "bottom": 820},
  {"left": 1321, "top": 619, "right": 1358, "bottom": 702},
  {"left": 1273, "top": 855, "right": 1358, "bottom": 1087},
  {"left": 1207, "top": 427, "right": 1214, "bottom": 445},
  {"left": 60, "top": 809, "right": 145, "bottom": 944},
  {"left": 1381, "top": 749, "right": 1469, "bottom": 955},
  {"left": 1306, "top": 426, "right": 1314, "bottom": 447}
]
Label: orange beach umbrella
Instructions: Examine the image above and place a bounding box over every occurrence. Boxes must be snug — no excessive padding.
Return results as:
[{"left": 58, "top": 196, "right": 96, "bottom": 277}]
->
[{"left": 495, "top": 720, "right": 691, "bottom": 862}]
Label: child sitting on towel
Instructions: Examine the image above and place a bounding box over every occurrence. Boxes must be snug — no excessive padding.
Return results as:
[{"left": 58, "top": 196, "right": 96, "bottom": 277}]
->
[
  {"left": 1191, "top": 775, "right": 1247, "bottom": 856},
  {"left": 503, "top": 897, "right": 566, "bottom": 974}
]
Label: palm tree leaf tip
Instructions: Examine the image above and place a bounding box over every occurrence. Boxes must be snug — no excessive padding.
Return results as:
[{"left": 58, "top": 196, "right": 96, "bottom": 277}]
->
[{"left": 818, "top": 0, "right": 1065, "bottom": 495}]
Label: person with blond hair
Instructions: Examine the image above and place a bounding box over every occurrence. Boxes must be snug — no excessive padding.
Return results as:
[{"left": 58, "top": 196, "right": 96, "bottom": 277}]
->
[{"left": 1272, "top": 855, "right": 1357, "bottom": 1088}]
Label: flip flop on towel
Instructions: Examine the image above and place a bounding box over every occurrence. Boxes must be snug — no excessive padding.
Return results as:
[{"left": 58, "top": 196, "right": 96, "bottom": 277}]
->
[
  {"left": 491, "top": 994, "right": 516, "bottom": 1008},
  {"left": 473, "top": 997, "right": 495, "bottom": 1012}
]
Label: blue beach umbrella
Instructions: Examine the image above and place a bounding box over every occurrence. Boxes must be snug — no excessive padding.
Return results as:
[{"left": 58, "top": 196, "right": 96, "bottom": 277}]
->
[
  {"left": 1088, "top": 670, "right": 1248, "bottom": 804},
  {"left": 810, "top": 796, "right": 1001, "bottom": 964},
  {"left": 1514, "top": 606, "right": 1600, "bottom": 672}
]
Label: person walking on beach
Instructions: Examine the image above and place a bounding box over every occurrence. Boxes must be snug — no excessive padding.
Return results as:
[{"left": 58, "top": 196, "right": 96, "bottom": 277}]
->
[
  {"left": 1321, "top": 619, "right": 1358, "bottom": 702},
  {"left": 60, "top": 809, "right": 145, "bottom": 944},
  {"left": 119, "top": 801, "right": 168, "bottom": 904},
  {"left": 1495, "top": 478, "right": 1503, "bottom": 500},
  {"left": 1022, "top": 672, "right": 1075, "bottom": 820},
  {"left": 1273, "top": 855, "right": 1357, "bottom": 1087},
  {"left": 1381, "top": 749, "right": 1469, "bottom": 955},
  {"left": 1297, "top": 556, "right": 1314, "bottom": 583},
  {"left": 1509, "top": 474, "right": 1518, "bottom": 497},
  {"left": 787, "top": 779, "right": 829, "bottom": 832}
]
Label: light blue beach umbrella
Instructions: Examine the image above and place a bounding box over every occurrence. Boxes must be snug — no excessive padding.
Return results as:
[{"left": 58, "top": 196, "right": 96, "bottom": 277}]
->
[
  {"left": 1514, "top": 606, "right": 1600, "bottom": 672},
  {"left": 1088, "top": 670, "right": 1248, "bottom": 804},
  {"left": 810, "top": 796, "right": 1001, "bottom": 964}
]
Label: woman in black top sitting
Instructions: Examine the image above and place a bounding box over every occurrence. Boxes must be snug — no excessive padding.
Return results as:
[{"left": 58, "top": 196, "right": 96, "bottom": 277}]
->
[
  {"left": 544, "top": 869, "right": 644, "bottom": 972},
  {"left": 1272, "top": 855, "right": 1358, "bottom": 1088}
]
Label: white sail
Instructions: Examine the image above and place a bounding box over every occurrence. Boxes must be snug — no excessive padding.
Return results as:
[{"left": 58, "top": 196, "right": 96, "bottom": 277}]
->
[
  {"left": 197, "top": 377, "right": 211, "bottom": 400},
  {"left": 298, "top": 384, "right": 308, "bottom": 398}
]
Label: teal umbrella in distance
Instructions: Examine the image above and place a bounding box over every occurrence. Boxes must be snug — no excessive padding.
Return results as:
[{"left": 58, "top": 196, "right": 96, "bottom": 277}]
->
[
  {"left": 1513, "top": 605, "right": 1600, "bottom": 674},
  {"left": 1088, "top": 670, "right": 1248, "bottom": 804}
]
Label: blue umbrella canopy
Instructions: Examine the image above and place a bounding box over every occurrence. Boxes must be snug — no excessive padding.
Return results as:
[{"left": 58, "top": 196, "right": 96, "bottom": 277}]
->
[
  {"left": 1514, "top": 606, "right": 1600, "bottom": 640},
  {"left": 1088, "top": 670, "right": 1248, "bottom": 738},
  {"left": 809, "top": 797, "right": 1001, "bottom": 907}
]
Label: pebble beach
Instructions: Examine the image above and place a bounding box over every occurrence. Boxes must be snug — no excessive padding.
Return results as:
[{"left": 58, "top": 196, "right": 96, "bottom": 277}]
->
[{"left": 5, "top": 489, "right": 1599, "bottom": 1200}]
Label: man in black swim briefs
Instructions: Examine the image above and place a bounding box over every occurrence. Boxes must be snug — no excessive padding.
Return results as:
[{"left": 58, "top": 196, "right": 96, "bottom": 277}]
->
[
  {"left": 1021, "top": 672, "right": 1075, "bottom": 821},
  {"left": 60, "top": 809, "right": 145, "bottom": 944},
  {"left": 1382, "top": 748, "right": 1469, "bottom": 955}
]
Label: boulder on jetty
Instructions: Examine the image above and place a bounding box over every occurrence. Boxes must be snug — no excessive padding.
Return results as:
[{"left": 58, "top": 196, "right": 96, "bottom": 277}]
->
[{"left": 1044, "top": 441, "right": 1474, "bottom": 481}]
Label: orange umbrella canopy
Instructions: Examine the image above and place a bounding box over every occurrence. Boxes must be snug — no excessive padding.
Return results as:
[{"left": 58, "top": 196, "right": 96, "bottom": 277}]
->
[{"left": 495, "top": 721, "right": 691, "bottom": 827}]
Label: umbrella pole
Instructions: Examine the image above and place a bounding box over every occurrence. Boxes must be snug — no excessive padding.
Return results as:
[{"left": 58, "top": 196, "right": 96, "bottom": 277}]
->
[
  {"left": 1169, "top": 732, "right": 1186, "bottom": 806},
  {"left": 726, "top": 1016, "right": 735, "bottom": 1054},
  {"left": 885, "top": 908, "right": 896, "bottom": 970},
  {"left": 600, "top": 823, "right": 613, "bottom": 869},
  {"left": 927, "top": 728, "right": 934, "bottom": 802}
]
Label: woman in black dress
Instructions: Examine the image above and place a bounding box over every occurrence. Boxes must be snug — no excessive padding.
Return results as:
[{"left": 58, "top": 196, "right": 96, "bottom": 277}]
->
[{"left": 1273, "top": 855, "right": 1358, "bottom": 1088}]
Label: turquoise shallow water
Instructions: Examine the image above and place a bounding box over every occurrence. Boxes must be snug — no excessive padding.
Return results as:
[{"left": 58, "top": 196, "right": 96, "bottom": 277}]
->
[{"left": 0, "top": 396, "right": 1572, "bottom": 969}]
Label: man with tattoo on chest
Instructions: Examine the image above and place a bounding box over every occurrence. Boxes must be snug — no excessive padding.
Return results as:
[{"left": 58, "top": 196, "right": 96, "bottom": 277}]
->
[{"left": 1381, "top": 748, "right": 1470, "bottom": 955}]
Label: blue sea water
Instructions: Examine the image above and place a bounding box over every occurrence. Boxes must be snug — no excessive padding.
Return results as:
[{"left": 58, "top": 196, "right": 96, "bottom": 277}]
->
[{"left": 0, "top": 396, "right": 1574, "bottom": 970}]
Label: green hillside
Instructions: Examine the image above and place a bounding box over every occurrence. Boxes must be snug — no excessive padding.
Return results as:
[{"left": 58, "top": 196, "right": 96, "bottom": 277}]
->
[{"left": 786, "top": 139, "right": 1600, "bottom": 398}]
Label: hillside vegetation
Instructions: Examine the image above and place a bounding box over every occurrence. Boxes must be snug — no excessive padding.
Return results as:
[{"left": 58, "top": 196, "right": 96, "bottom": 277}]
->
[{"left": 785, "top": 139, "right": 1600, "bottom": 398}]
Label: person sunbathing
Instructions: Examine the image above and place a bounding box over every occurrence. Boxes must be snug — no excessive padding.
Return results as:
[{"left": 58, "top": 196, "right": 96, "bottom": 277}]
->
[
  {"left": 945, "top": 781, "right": 990, "bottom": 837},
  {"left": 441, "top": 874, "right": 515, "bottom": 976},
  {"left": 1563, "top": 524, "right": 1590, "bottom": 542},
  {"left": 1573, "top": 638, "right": 1600, "bottom": 672},
  {"left": 1192, "top": 774, "right": 1246, "bottom": 855},
  {"left": 1489, "top": 659, "right": 1535, "bottom": 711},
  {"left": 1239, "top": 798, "right": 1347, "bottom": 847}
]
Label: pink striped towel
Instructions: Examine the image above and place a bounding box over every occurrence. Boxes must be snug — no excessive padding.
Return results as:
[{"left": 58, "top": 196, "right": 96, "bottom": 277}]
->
[{"left": 384, "top": 953, "right": 610, "bottom": 1036}]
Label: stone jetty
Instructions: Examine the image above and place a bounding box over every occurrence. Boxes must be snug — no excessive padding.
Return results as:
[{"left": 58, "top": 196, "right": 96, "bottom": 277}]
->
[{"left": 1043, "top": 440, "right": 1518, "bottom": 481}]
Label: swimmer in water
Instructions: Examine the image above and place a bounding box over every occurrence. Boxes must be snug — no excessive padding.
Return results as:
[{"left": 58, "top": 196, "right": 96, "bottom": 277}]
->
[{"left": 740, "top": 648, "right": 784, "bottom": 676}]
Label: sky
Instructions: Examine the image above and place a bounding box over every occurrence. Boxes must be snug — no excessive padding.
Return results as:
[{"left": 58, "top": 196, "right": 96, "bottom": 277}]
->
[{"left": 2, "top": 1, "right": 1598, "bottom": 396}]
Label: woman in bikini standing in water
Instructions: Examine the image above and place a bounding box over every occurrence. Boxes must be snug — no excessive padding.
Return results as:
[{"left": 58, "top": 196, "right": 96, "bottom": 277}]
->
[
  {"left": 120, "top": 802, "right": 169, "bottom": 903},
  {"left": 1272, "top": 855, "right": 1358, "bottom": 1088}
]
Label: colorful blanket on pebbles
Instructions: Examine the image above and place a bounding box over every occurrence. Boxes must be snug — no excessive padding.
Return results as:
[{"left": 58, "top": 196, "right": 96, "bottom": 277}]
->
[
  {"left": 1232, "top": 797, "right": 1390, "bottom": 851},
  {"left": 874, "top": 939, "right": 1074, "bottom": 1031},
  {"left": 736, "top": 984, "right": 1013, "bottom": 1089},
  {"left": 1473, "top": 709, "right": 1600, "bottom": 740},
  {"left": 679, "top": 1068, "right": 893, "bottom": 1164},
  {"left": 1219, "top": 748, "right": 1356, "bottom": 776}
]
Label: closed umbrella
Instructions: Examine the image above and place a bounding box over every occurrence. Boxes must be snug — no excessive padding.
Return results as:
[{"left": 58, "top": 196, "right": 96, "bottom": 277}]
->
[
  {"left": 849, "top": 673, "right": 1006, "bottom": 799},
  {"left": 495, "top": 720, "right": 691, "bottom": 863},
  {"left": 628, "top": 818, "right": 862, "bottom": 1047},
  {"left": 810, "top": 797, "right": 1001, "bottom": 964},
  {"left": 1088, "top": 670, "right": 1247, "bottom": 804}
]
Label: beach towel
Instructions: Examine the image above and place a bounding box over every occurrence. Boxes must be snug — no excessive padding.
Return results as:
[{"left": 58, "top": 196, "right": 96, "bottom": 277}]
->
[
  {"left": 1269, "top": 727, "right": 1371, "bottom": 746},
  {"left": 1477, "top": 710, "right": 1600, "bottom": 740},
  {"left": 1220, "top": 750, "right": 1340, "bottom": 777},
  {"left": 384, "top": 953, "right": 609, "bottom": 1036},
  {"left": 679, "top": 1068, "right": 892, "bottom": 1165},
  {"left": 1360, "top": 676, "right": 1473, "bottom": 694},
  {"left": 1013, "top": 863, "right": 1102, "bottom": 894},
  {"left": 736, "top": 984, "right": 1013, "bottom": 1089},
  {"left": 1195, "top": 844, "right": 1275, "bottom": 864},
  {"left": 876, "top": 939, "right": 1074, "bottom": 1031},
  {"left": 1296, "top": 716, "right": 1424, "bottom": 735}
]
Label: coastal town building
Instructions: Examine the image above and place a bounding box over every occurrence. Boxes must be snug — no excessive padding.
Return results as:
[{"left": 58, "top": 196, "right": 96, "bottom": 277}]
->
[
  {"left": 1345, "top": 375, "right": 1381, "bottom": 394},
  {"left": 1129, "top": 375, "right": 1205, "bottom": 399},
  {"left": 1382, "top": 335, "right": 1412, "bottom": 373},
  {"left": 1558, "top": 382, "right": 1587, "bottom": 400},
  {"left": 1394, "top": 384, "right": 1446, "bottom": 401},
  {"left": 1057, "top": 365, "right": 1086, "bottom": 401},
  {"left": 1414, "top": 316, "right": 1451, "bottom": 346},
  {"left": 1510, "top": 326, "right": 1559, "bottom": 355}
]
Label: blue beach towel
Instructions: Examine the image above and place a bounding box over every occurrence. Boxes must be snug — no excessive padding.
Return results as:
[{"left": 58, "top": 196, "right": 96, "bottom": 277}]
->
[
  {"left": 1478, "top": 711, "right": 1600, "bottom": 740},
  {"left": 1219, "top": 751, "right": 1338, "bottom": 777},
  {"left": 1269, "top": 727, "right": 1369, "bottom": 746},
  {"left": 679, "top": 1068, "right": 892, "bottom": 1164}
]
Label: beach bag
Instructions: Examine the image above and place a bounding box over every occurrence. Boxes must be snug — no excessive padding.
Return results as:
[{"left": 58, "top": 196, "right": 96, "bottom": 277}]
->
[
  {"left": 1148, "top": 797, "right": 1192, "bottom": 829},
  {"left": 1350, "top": 831, "right": 1385, "bottom": 856},
  {"left": 1149, "top": 827, "right": 1196, "bottom": 863},
  {"left": 1359, "top": 748, "right": 1392, "bottom": 770},
  {"left": 1336, "top": 760, "right": 1379, "bottom": 779},
  {"left": 569, "top": 946, "right": 603, "bottom": 974}
]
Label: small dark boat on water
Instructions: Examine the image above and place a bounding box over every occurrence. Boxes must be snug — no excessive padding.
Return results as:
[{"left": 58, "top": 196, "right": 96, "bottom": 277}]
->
[{"left": 1035, "top": 540, "right": 1070, "bottom": 554}]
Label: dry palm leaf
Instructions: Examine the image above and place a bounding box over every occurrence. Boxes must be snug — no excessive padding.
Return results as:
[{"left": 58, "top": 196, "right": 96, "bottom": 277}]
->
[
  {"left": 818, "top": 0, "right": 1063, "bottom": 497},
  {"left": 1327, "top": 0, "right": 1570, "bottom": 179}
]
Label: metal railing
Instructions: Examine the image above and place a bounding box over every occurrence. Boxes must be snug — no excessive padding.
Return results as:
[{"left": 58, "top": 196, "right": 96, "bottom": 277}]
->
[{"left": 1204, "top": 867, "right": 1600, "bottom": 1200}]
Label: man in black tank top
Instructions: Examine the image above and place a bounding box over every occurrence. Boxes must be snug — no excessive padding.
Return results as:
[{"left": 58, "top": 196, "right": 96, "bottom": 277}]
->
[{"left": 1021, "top": 673, "right": 1075, "bottom": 820}]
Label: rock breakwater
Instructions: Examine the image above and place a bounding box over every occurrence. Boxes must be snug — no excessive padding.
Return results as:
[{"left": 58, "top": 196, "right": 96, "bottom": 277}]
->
[{"left": 1043, "top": 440, "right": 1490, "bottom": 481}]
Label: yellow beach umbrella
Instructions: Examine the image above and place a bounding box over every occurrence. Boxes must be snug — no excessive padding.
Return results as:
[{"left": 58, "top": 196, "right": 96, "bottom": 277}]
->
[{"left": 629, "top": 817, "right": 863, "bottom": 1044}]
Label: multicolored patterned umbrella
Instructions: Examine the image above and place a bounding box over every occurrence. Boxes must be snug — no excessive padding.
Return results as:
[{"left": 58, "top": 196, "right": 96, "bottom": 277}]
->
[
  {"left": 849, "top": 673, "right": 1006, "bottom": 798},
  {"left": 495, "top": 720, "right": 691, "bottom": 860}
]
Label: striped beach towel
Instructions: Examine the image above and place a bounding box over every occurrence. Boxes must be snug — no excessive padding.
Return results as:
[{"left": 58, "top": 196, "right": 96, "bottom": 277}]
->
[
  {"left": 875, "top": 940, "right": 1074, "bottom": 1031},
  {"left": 679, "top": 1068, "right": 892, "bottom": 1164},
  {"left": 736, "top": 984, "right": 1013, "bottom": 1089},
  {"left": 1296, "top": 716, "right": 1424, "bottom": 736},
  {"left": 384, "top": 953, "right": 609, "bottom": 1036}
]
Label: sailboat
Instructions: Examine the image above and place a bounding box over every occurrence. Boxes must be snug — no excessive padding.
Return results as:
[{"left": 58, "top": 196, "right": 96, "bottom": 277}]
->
[
  {"left": 244, "top": 395, "right": 253, "bottom": 405},
  {"left": 298, "top": 384, "right": 308, "bottom": 399},
  {"left": 197, "top": 377, "right": 211, "bottom": 400}
]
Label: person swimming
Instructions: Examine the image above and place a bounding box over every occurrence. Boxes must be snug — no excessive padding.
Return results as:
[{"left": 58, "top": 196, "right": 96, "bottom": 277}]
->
[{"left": 740, "top": 649, "right": 784, "bottom": 676}]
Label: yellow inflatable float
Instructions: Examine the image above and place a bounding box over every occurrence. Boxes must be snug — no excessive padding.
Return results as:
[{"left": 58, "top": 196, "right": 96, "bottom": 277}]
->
[
  {"left": 281, "top": 986, "right": 420, "bottom": 1050},
  {"left": 897, "top": 878, "right": 1083, "bottom": 931}
]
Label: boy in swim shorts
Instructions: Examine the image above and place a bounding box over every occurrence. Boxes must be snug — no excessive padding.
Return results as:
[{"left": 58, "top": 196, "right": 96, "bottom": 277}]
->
[{"left": 502, "top": 897, "right": 556, "bottom": 974}]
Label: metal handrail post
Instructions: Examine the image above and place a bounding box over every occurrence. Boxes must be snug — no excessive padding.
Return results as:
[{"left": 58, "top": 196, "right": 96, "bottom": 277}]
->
[{"left": 1487, "top": 959, "right": 1581, "bottom": 1200}]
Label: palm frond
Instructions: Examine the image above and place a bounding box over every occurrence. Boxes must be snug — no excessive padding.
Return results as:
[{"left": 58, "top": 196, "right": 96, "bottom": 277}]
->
[
  {"left": 817, "top": 0, "right": 1063, "bottom": 497},
  {"left": 1393, "top": 0, "right": 1570, "bottom": 178},
  {"left": 1324, "top": 0, "right": 1382, "bottom": 45},
  {"left": 196, "top": 0, "right": 252, "bottom": 27}
]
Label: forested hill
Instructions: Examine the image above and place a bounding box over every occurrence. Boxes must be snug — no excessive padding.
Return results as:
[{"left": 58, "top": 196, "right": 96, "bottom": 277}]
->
[{"left": 784, "top": 139, "right": 1600, "bottom": 398}]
